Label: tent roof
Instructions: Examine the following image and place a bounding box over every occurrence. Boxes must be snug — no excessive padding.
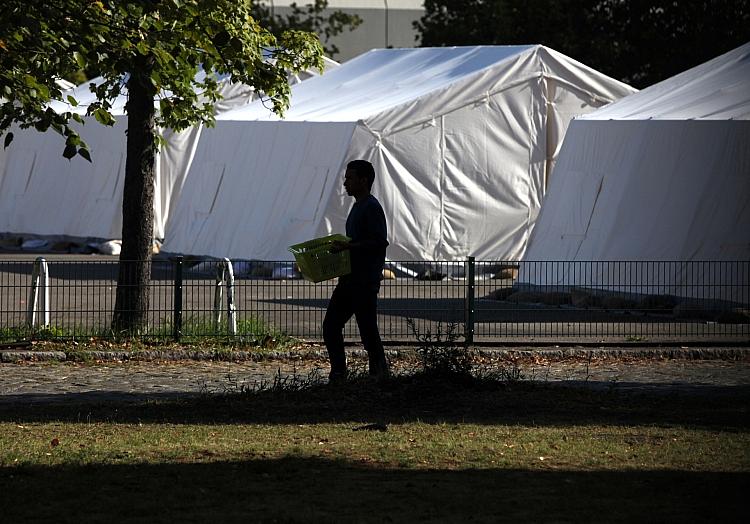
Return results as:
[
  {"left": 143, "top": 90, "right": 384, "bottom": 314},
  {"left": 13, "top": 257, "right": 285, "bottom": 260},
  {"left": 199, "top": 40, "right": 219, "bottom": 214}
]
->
[
  {"left": 47, "top": 56, "right": 340, "bottom": 117},
  {"left": 219, "top": 46, "right": 537, "bottom": 122},
  {"left": 581, "top": 42, "right": 750, "bottom": 121},
  {"left": 219, "top": 45, "right": 634, "bottom": 124}
]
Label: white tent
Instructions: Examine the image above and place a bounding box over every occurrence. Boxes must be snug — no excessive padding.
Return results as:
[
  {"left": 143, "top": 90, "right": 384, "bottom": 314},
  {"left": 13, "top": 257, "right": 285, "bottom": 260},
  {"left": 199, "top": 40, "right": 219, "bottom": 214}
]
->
[
  {"left": 0, "top": 59, "right": 338, "bottom": 242},
  {"left": 521, "top": 43, "right": 750, "bottom": 301},
  {"left": 163, "top": 45, "right": 635, "bottom": 260}
]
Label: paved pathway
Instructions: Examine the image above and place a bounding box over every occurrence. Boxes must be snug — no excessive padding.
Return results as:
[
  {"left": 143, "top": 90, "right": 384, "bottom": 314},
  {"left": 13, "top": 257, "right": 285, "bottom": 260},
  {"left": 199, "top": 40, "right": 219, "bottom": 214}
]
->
[{"left": 1, "top": 357, "right": 748, "bottom": 404}]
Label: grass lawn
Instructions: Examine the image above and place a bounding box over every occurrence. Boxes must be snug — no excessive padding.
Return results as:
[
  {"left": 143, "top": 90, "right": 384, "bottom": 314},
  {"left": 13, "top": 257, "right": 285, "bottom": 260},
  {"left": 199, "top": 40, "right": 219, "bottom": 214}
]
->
[{"left": 0, "top": 372, "right": 748, "bottom": 523}]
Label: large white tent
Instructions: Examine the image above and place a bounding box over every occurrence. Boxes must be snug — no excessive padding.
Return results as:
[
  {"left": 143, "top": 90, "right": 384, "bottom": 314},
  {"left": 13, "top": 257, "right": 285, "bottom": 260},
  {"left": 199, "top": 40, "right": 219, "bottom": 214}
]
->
[
  {"left": 0, "top": 60, "right": 338, "bottom": 242},
  {"left": 521, "top": 43, "right": 750, "bottom": 301},
  {"left": 163, "top": 45, "right": 635, "bottom": 260}
]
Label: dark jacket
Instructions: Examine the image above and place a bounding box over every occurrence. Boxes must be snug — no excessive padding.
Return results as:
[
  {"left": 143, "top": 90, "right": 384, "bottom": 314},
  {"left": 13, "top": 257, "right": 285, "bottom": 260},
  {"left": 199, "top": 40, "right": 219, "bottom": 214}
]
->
[{"left": 341, "top": 194, "right": 388, "bottom": 291}]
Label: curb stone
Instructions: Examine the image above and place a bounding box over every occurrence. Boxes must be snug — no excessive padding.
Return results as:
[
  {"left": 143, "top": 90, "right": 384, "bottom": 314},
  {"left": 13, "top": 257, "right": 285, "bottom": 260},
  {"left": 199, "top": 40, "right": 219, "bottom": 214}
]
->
[
  {"left": 0, "top": 346, "right": 748, "bottom": 363},
  {"left": 0, "top": 351, "right": 67, "bottom": 362}
]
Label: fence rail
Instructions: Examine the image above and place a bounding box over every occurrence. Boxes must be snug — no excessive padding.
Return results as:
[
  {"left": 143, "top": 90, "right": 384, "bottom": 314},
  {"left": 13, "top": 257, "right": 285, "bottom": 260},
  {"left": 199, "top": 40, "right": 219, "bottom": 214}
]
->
[{"left": 1, "top": 257, "right": 748, "bottom": 344}]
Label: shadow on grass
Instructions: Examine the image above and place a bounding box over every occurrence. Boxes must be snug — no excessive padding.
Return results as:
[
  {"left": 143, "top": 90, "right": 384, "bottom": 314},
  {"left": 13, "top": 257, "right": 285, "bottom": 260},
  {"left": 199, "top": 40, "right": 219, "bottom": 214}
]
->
[
  {"left": 1, "top": 374, "right": 748, "bottom": 430},
  {"left": 0, "top": 455, "right": 745, "bottom": 522}
]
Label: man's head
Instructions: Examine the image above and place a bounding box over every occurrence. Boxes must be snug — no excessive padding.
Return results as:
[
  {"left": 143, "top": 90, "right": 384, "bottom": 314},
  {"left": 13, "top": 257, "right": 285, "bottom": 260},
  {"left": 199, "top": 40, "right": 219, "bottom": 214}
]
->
[{"left": 343, "top": 159, "right": 375, "bottom": 199}]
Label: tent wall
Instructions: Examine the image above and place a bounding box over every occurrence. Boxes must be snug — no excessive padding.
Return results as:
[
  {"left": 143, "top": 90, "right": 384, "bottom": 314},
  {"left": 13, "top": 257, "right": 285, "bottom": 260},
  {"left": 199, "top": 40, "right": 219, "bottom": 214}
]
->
[
  {"left": 0, "top": 121, "right": 128, "bottom": 239},
  {"left": 0, "top": 119, "right": 200, "bottom": 241},
  {"left": 520, "top": 120, "right": 750, "bottom": 302},
  {"left": 525, "top": 120, "right": 750, "bottom": 261},
  {"left": 162, "top": 121, "right": 356, "bottom": 259}
]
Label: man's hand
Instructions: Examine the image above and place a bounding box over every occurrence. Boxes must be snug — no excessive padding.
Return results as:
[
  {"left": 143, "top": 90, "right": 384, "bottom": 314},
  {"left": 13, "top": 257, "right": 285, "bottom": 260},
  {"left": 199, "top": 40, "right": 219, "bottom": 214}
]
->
[{"left": 329, "top": 239, "right": 351, "bottom": 253}]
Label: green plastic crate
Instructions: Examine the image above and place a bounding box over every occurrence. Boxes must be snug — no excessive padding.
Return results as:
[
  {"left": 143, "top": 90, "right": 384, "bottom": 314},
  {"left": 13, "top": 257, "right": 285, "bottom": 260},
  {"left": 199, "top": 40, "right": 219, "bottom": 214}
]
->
[{"left": 288, "top": 234, "right": 352, "bottom": 283}]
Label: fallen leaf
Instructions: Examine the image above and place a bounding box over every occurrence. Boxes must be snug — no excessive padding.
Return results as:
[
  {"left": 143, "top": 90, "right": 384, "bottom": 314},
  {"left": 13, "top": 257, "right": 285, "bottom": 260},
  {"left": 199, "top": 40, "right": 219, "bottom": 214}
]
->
[{"left": 51, "top": 438, "right": 60, "bottom": 447}]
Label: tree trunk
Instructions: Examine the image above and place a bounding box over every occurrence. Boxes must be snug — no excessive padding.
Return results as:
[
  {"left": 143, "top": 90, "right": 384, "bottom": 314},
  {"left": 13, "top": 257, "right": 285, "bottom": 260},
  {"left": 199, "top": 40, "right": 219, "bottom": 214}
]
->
[{"left": 112, "top": 61, "right": 157, "bottom": 334}]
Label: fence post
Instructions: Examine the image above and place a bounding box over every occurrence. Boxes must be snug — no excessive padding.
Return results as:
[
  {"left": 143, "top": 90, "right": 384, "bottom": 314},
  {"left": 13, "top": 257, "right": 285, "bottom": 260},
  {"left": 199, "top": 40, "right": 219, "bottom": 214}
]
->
[
  {"left": 213, "top": 261, "right": 225, "bottom": 329},
  {"left": 213, "top": 258, "right": 236, "bottom": 335},
  {"left": 173, "top": 256, "right": 183, "bottom": 342},
  {"left": 465, "top": 256, "right": 475, "bottom": 347},
  {"left": 224, "top": 258, "right": 237, "bottom": 336},
  {"left": 27, "top": 257, "right": 50, "bottom": 329}
]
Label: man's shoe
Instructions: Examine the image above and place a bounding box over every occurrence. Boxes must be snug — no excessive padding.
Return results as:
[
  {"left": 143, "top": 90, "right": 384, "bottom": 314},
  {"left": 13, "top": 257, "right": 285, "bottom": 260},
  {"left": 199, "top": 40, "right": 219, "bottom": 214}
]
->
[{"left": 369, "top": 359, "right": 390, "bottom": 381}]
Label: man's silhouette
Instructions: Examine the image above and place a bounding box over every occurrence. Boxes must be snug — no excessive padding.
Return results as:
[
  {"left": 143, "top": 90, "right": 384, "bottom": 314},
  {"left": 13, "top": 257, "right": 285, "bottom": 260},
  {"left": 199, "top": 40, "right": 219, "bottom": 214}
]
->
[{"left": 323, "top": 159, "right": 389, "bottom": 382}]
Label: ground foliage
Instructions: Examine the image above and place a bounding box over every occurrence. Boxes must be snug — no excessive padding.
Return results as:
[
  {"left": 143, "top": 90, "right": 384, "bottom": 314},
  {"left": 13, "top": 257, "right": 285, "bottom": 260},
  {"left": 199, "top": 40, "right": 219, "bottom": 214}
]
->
[{"left": 415, "top": 0, "right": 750, "bottom": 88}]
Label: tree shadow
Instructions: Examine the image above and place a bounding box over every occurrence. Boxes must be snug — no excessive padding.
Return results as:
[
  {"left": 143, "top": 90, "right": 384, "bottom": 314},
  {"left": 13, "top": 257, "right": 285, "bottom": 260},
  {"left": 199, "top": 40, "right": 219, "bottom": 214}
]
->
[
  {"left": 260, "top": 296, "right": 693, "bottom": 323},
  {"left": 1, "top": 375, "right": 748, "bottom": 431},
  {"left": 0, "top": 456, "right": 745, "bottom": 522}
]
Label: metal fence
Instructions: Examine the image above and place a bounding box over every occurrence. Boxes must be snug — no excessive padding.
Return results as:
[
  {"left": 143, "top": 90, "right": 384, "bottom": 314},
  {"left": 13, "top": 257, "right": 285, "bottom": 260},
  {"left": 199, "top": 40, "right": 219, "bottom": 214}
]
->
[{"left": 1, "top": 257, "right": 748, "bottom": 344}]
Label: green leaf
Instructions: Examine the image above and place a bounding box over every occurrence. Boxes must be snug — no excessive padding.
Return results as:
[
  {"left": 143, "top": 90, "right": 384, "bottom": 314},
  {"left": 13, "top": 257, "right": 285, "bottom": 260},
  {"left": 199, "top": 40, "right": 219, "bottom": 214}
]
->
[
  {"left": 73, "top": 52, "right": 86, "bottom": 69},
  {"left": 213, "top": 31, "right": 230, "bottom": 47},
  {"left": 78, "top": 148, "right": 92, "bottom": 162},
  {"left": 136, "top": 40, "right": 149, "bottom": 55},
  {"left": 36, "top": 84, "right": 50, "bottom": 100},
  {"left": 4, "top": 132, "right": 13, "bottom": 149},
  {"left": 93, "top": 108, "right": 115, "bottom": 126},
  {"left": 67, "top": 95, "right": 79, "bottom": 107},
  {"left": 63, "top": 144, "right": 77, "bottom": 159}
]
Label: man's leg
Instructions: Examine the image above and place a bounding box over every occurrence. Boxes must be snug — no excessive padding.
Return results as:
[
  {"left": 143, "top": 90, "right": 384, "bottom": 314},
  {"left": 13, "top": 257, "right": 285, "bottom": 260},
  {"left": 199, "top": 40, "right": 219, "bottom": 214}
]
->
[
  {"left": 323, "top": 284, "right": 354, "bottom": 381},
  {"left": 354, "top": 289, "right": 388, "bottom": 378}
]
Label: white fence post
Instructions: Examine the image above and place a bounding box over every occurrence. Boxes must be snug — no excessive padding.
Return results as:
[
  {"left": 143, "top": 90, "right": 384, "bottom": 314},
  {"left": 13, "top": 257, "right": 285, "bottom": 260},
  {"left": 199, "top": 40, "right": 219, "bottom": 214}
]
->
[
  {"left": 213, "top": 258, "right": 236, "bottom": 335},
  {"left": 224, "top": 258, "right": 237, "bottom": 336},
  {"left": 213, "top": 261, "right": 226, "bottom": 329},
  {"left": 27, "top": 257, "right": 50, "bottom": 328}
]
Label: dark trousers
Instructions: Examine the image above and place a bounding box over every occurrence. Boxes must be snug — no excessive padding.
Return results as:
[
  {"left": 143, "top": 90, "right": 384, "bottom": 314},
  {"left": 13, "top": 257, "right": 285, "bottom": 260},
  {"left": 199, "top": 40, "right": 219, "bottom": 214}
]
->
[{"left": 323, "top": 281, "right": 386, "bottom": 375}]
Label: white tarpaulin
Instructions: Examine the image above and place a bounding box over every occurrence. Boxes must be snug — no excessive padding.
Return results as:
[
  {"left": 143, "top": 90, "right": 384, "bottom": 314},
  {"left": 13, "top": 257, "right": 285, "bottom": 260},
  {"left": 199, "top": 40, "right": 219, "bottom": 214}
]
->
[
  {"left": 0, "top": 59, "right": 338, "bottom": 241},
  {"left": 163, "top": 45, "right": 635, "bottom": 260},
  {"left": 521, "top": 43, "right": 750, "bottom": 301}
]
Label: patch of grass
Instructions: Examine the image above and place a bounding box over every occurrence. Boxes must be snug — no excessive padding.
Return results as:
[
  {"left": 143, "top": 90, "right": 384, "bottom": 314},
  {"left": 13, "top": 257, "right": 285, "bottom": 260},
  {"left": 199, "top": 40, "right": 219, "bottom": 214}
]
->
[
  {"left": 0, "top": 314, "right": 298, "bottom": 352},
  {"left": 0, "top": 376, "right": 747, "bottom": 522}
]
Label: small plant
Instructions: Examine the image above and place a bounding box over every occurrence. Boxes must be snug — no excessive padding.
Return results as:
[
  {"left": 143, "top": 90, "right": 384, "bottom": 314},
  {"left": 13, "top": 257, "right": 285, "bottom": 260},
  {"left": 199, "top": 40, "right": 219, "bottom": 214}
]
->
[
  {"left": 406, "top": 318, "right": 471, "bottom": 378},
  {"left": 199, "top": 367, "right": 328, "bottom": 396}
]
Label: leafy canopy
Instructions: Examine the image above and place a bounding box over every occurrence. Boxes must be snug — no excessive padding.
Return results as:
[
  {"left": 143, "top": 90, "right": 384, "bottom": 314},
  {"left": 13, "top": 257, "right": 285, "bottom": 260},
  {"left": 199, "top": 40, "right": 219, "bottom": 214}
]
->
[{"left": 0, "top": 0, "right": 323, "bottom": 159}]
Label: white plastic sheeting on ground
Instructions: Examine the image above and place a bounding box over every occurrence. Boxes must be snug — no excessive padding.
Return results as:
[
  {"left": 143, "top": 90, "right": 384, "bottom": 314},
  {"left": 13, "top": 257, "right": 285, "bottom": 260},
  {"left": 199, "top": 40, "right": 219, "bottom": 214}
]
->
[
  {"left": 521, "top": 43, "right": 750, "bottom": 301},
  {"left": 163, "top": 45, "right": 635, "bottom": 260},
  {"left": 0, "top": 59, "right": 338, "bottom": 241}
]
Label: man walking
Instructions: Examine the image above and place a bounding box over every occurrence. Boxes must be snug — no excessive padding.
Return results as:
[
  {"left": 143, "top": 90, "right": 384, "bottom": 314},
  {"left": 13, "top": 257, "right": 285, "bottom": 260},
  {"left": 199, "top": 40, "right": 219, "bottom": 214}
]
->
[{"left": 324, "top": 159, "right": 389, "bottom": 383}]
